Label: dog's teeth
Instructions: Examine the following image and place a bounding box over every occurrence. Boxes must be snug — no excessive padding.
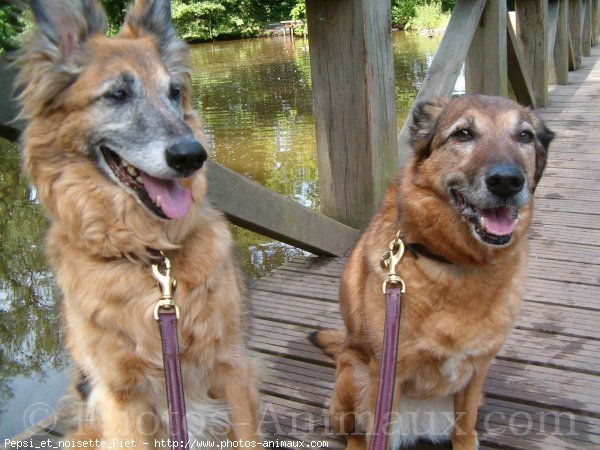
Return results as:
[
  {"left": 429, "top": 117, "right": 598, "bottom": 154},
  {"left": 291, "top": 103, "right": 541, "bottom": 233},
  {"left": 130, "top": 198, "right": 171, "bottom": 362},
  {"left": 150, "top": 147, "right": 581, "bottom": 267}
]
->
[
  {"left": 127, "top": 166, "right": 138, "bottom": 177},
  {"left": 156, "top": 195, "right": 162, "bottom": 208},
  {"left": 479, "top": 216, "right": 486, "bottom": 229},
  {"left": 136, "top": 176, "right": 142, "bottom": 183},
  {"left": 122, "top": 160, "right": 129, "bottom": 167}
]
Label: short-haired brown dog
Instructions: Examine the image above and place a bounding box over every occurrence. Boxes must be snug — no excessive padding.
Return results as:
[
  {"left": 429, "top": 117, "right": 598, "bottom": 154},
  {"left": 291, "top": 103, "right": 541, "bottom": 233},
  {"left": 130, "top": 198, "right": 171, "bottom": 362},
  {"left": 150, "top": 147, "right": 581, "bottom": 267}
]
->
[{"left": 312, "top": 95, "right": 554, "bottom": 450}]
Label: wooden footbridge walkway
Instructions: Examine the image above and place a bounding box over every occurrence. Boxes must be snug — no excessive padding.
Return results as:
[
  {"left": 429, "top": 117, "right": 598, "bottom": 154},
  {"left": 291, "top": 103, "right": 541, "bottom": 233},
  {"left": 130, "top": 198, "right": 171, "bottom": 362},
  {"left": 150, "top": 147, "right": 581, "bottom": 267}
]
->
[{"left": 2, "top": 0, "right": 600, "bottom": 449}]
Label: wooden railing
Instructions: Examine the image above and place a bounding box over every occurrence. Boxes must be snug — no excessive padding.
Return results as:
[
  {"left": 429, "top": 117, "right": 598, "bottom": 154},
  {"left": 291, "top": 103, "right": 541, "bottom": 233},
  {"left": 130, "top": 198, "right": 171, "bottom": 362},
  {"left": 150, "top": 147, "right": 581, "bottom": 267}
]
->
[{"left": 1, "top": 0, "right": 599, "bottom": 257}]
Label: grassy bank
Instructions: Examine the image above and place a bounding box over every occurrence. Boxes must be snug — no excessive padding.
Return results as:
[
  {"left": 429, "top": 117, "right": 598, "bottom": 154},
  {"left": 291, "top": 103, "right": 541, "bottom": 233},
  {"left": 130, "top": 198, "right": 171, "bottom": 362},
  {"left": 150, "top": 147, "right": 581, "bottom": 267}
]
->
[{"left": 392, "top": 0, "right": 453, "bottom": 33}]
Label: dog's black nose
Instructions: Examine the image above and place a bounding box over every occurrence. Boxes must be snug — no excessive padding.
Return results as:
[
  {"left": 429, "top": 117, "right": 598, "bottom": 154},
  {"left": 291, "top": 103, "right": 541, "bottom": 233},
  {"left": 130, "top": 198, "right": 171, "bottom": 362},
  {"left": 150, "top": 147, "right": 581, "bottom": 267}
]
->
[
  {"left": 166, "top": 137, "right": 208, "bottom": 176},
  {"left": 485, "top": 164, "right": 526, "bottom": 199}
]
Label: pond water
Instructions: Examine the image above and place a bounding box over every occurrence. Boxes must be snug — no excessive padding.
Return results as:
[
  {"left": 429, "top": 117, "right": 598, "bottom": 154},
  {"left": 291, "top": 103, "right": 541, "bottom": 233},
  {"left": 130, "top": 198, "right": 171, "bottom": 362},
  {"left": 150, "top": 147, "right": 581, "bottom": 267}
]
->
[{"left": 0, "top": 31, "right": 448, "bottom": 438}]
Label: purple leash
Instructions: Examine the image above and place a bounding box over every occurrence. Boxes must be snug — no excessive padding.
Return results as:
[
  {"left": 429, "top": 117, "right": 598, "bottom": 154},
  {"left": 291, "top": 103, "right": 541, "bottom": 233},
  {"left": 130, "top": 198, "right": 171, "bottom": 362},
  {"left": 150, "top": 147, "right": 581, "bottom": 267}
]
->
[
  {"left": 369, "top": 235, "right": 406, "bottom": 450},
  {"left": 153, "top": 255, "right": 189, "bottom": 449}
]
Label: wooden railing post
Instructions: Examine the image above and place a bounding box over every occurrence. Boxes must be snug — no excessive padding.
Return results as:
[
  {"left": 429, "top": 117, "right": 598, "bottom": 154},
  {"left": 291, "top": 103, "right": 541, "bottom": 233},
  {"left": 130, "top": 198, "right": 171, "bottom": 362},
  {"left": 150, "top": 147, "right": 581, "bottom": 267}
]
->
[
  {"left": 554, "top": 0, "right": 570, "bottom": 84},
  {"left": 583, "top": 0, "right": 593, "bottom": 54},
  {"left": 592, "top": 0, "right": 600, "bottom": 45},
  {"left": 465, "top": 0, "right": 508, "bottom": 96},
  {"left": 507, "top": 13, "right": 536, "bottom": 107},
  {"left": 515, "top": 0, "right": 549, "bottom": 107},
  {"left": 570, "top": 0, "right": 583, "bottom": 68},
  {"left": 306, "top": 0, "right": 398, "bottom": 229},
  {"left": 548, "top": 0, "right": 559, "bottom": 84}
]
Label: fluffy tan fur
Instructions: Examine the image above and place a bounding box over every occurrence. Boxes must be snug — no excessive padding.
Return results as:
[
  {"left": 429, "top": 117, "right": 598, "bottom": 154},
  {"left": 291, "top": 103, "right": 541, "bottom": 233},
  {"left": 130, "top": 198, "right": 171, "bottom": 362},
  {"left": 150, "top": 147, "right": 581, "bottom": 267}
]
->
[
  {"left": 16, "top": 0, "right": 259, "bottom": 445},
  {"left": 312, "top": 96, "right": 553, "bottom": 450}
]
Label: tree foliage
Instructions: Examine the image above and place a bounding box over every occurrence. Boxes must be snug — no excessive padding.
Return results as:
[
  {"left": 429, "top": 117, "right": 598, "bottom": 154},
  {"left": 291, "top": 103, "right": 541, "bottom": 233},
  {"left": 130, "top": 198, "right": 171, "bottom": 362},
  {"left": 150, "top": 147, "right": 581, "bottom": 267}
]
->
[
  {"left": 169, "top": 0, "right": 299, "bottom": 41},
  {"left": 392, "top": 0, "right": 455, "bottom": 30},
  {"left": 290, "top": 1, "right": 307, "bottom": 37},
  {"left": 0, "top": 4, "right": 27, "bottom": 55},
  {"left": 172, "top": 0, "right": 260, "bottom": 41},
  {"left": 100, "top": 0, "right": 128, "bottom": 34},
  {"left": 406, "top": 1, "right": 451, "bottom": 31},
  {"left": 0, "top": 0, "right": 458, "bottom": 48},
  {"left": 0, "top": 0, "right": 298, "bottom": 48}
]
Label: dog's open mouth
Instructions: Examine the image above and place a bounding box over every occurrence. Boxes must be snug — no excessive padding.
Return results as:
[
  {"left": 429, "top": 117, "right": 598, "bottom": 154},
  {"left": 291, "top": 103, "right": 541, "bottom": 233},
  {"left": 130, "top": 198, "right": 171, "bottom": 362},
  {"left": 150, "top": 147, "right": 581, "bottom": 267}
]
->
[
  {"left": 100, "top": 146, "right": 191, "bottom": 220},
  {"left": 451, "top": 190, "right": 518, "bottom": 246}
]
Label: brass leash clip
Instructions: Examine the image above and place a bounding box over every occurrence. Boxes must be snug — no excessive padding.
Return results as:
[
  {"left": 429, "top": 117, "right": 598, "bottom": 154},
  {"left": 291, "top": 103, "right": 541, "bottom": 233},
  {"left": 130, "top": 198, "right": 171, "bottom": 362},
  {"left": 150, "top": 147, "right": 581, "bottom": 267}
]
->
[
  {"left": 152, "top": 253, "right": 179, "bottom": 320},
  {"left": 380, "top": 232, "right": 406, "bottom": 294}
]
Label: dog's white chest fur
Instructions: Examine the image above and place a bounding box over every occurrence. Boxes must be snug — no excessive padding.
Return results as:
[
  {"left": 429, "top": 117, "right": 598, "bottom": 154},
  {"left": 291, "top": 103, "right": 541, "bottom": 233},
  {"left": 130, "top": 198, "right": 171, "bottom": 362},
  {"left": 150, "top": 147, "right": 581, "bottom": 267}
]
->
[
  {"left": 171, "top": 399, "right": 231, "bottom": 444},
  {"left": 441, "top": 350, "right": 478, "bottom": 383},
  {"left": 388, "top": 395, "right": 455, "bottom": 449}
]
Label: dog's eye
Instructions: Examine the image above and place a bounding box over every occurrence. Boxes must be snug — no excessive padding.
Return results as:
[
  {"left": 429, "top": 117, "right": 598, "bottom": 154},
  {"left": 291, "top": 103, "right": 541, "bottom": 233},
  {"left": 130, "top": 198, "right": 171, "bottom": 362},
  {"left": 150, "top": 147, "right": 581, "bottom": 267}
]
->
[
  {"left": 104, "top": 89, "right": 129, "bottom": 102},
  {"left": 169, "top": 84, "right": 181, "bottom": 102},
  {"left": 452, "top": 129, "right": 473, "bottom": 142},
  {"left": 518, "top": 130, "right": 534, "bottom": 143}
]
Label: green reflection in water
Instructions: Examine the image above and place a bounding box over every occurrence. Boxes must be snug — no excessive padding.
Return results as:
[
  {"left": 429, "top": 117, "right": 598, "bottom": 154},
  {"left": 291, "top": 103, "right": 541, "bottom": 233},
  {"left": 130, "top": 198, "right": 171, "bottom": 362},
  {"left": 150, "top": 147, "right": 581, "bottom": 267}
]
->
[
  {"left": 188, "top": 36, "right": 320, "bottom": 277},
  {"left": 392, "top": 32, "right": 445, "bottom": 120},
  {"left": 0, "top": 138, "right": 66, "bottom": 418},
  {"left": 0, "top": 31, "right": 443, "bottom": 429},
  {"left": 189, "top": 37, "right": 318, "bottom": 208}
]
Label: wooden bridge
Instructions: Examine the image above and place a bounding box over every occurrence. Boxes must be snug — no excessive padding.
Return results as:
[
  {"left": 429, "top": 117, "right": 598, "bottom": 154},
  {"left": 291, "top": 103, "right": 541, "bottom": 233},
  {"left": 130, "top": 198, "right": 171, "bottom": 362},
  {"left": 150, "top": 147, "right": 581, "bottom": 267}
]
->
[
  {"left": 280, "top": 20, "right": 305, "bottom": 37},
  {"left": 2, "top": 0, "right": 600, "bottom": 449}
]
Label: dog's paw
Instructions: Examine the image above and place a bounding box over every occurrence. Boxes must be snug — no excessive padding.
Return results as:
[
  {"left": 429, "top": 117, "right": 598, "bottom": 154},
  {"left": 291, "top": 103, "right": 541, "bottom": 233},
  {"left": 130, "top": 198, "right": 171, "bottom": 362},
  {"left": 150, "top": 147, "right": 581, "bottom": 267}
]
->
[{"left": 451, "top": 432, "right": 479, "bottom": 450}]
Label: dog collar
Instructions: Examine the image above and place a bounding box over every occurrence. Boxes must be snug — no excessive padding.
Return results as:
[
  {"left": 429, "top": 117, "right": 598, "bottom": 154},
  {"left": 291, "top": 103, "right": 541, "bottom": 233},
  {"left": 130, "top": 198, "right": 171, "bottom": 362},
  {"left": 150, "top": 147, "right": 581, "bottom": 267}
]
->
[{"left": 406, "top": 242, "right": 453, "bottom": 265}]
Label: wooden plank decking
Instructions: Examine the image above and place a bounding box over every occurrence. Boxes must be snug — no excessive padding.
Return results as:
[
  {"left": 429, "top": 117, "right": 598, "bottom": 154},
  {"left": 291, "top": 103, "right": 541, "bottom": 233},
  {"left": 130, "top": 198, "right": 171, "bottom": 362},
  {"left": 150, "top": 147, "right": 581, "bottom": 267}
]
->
[
  {"left": 6, "top": 34, "right": 600, "bottom": 450},
  {"left": 251, "top": 47, "right": 600, "bottom": 449}
]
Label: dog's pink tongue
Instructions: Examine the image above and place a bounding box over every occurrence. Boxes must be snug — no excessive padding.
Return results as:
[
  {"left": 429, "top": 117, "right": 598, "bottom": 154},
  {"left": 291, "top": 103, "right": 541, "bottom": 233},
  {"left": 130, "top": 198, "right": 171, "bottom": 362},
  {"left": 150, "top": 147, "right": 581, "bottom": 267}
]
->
[
  {"left": 481, "top": 207, "right": 516, "bottom": 236},
  {"left": 141, "top": 173, "right": 191, "bottom": 220}
]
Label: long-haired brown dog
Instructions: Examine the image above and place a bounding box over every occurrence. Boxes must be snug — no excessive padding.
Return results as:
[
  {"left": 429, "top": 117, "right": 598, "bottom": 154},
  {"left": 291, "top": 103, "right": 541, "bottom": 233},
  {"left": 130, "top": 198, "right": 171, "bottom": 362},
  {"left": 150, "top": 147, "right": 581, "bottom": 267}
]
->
[
  {"left": 15, "top": 0, "right": 259, "bottom": 444},
  {"left": 312, "top": 95, "right": 554, "bottom": 450}
]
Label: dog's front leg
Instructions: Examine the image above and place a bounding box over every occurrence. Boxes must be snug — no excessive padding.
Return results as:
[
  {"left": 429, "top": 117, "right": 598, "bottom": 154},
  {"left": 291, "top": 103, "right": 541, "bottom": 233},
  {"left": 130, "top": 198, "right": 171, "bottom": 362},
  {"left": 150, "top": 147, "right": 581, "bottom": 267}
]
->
[
  {"left": 211, "top": 359, "right": 260, "bottom": 443},
  {"left": 452, "top": 365, "right": 488, "bottom": 450},
  {"left": 329, "top": 348, "right": 365, "bottom": 435},
  {"left": 330, "top": 348, "right": 369, "bottom": 450},
  {"left": 96, "top": 388, "right": 160, "bottom": 449}
]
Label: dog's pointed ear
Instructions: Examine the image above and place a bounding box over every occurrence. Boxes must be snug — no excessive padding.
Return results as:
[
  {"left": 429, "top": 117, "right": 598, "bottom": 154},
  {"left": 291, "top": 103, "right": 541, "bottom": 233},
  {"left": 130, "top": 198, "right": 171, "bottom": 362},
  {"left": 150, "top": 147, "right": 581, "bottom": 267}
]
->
[
  {"left": 531, "top": 115, "right": 554, "bottom": 190},
  {"left": 29, "top": 0, "right": 106, "bottom": 65},
  {"left": 409, "top": 97, "right": 450, "bottom": 161},
  {"left": 120, "top": 0, "right": 190, "bottom": 86},
  {"left": 120, "top": 0, "right": 182, "bottom": 60},
  {"left": 15, "top": 0, "right": 106, "bottom": 119},
  {"left": 121, "top": 0, "right": 174, "bottom": 40}
]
